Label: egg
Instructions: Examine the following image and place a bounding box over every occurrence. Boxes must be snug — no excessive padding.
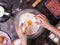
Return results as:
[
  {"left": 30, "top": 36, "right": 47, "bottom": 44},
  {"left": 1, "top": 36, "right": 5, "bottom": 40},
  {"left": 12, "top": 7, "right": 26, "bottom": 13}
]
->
[
  {"left": 0, "top": 36, "right": 4, "bottom": 43},
  {"left": 27, "top": 20, "right": 32, "bottom": 26},
  {"left": 53, "top": 38, "right": 59, "bottom": 43},
  {"left": 26, "top": 17, "right": 36, "bottom": 26},
  {"left": 49, "top": 34, "right": 55, "bottom": 39}
]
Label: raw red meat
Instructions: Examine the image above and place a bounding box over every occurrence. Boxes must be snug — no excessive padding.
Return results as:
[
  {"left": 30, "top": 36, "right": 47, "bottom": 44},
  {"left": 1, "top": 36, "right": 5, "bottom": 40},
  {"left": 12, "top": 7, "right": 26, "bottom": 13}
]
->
[{"left": 46, "top": 0, "right": 60, "bottom": 17}]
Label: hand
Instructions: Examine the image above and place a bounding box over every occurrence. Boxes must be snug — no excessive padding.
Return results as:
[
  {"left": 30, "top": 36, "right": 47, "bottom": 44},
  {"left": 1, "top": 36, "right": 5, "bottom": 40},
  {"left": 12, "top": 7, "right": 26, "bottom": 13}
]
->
[
  {"left": 16, "top": 23, "right": 27, "bottom": 45},
  {"left": 34, "top": 14, "right": 51, "bottom": 29},
  {"left": 34, "top": 14, "right": 60, "bottom": 38}
]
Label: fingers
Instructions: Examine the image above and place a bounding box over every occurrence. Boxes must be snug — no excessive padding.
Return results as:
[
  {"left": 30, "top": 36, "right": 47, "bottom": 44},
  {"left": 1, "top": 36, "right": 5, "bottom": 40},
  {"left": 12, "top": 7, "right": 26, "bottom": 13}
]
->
[
  {"left": 16, "top": 27, "right": 22, "bottom": 38},
  {"left": 16, "top": 23, "right": 23, "bottom": 36},
  {"left": 34, "top": 14, "right": 47, "bottom": 25},
  {"left": 18, "top": 23, "right": 23, "bottom": 33},
  {"left": 16, "top": 23, "right": 27, "bottom": 35},
  {"left": 35, "top": 22, "right": 41, "bottom": 24},
  {"left": 24, "top": 26, "right": 27, "bottom": 32},
  {"left": 19, "top": 23, "right": 23, "bottom": 30},
  {"left": 35, "top": 14, "right": 46, "bottom": 19},
  {"left": 34, "top": 14, "right": 47, "bottom": 21},
  {"left": 34, "top": 15, "right": 42, "bottom": 23}
]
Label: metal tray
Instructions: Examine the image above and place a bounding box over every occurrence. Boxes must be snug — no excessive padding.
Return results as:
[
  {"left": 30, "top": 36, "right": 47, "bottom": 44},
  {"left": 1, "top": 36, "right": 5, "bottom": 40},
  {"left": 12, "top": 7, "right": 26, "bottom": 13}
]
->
[{"left": 45, "top": 0, "right": 60, "bottom": 19}]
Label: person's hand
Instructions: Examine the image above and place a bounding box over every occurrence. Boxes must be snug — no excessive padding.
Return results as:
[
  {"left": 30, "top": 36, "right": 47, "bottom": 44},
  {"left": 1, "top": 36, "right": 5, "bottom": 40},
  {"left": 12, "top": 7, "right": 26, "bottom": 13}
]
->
[
  {"left": 16, "top": 23, "right": 27, "bottom": 45},
  {"left": 34, "top": 14, "right": 51, "bottom": 29},
  {"left": 34, "top": 14, "right": 60, "bottom": 38}
]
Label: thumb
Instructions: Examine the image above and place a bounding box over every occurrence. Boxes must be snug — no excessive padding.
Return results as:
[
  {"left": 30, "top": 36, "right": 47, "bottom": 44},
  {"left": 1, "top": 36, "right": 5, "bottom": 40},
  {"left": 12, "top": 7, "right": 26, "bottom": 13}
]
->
[{"left": 23, "top": 26, "right": 28, "bottom": 34}]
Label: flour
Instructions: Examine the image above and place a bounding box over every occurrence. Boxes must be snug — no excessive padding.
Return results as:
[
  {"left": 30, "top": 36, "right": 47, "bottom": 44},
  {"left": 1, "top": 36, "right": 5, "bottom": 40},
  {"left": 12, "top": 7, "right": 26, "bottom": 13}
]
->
[{"left": 19, "top": 13, "right": 40, "bottom": 35}]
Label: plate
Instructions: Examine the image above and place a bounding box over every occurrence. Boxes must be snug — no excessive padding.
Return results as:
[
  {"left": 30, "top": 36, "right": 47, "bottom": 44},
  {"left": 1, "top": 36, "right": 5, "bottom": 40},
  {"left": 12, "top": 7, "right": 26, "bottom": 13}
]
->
[{"left": 0, "top": 31, "right": 12, "bottom": 45}]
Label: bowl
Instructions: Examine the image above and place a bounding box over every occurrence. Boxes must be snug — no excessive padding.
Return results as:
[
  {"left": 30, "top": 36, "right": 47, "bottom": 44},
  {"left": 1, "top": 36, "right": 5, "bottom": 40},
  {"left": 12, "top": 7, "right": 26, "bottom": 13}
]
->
[{"left": 15, "top": 9, "right": 44, "bottom": 39}]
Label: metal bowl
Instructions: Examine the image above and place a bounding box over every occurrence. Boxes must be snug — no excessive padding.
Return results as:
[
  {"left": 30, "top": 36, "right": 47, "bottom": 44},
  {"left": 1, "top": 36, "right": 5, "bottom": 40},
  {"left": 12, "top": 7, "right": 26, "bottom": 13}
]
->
[{"left": 15, "top": 9, "right": 44, "bottom": 39}]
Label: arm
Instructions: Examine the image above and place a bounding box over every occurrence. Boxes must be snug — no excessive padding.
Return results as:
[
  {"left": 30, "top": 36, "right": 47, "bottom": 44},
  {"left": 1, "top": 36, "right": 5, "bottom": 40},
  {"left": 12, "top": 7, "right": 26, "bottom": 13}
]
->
[
  {"left": 16, "top": 23, "right": 27, "bottom": 45},
  {"left": 46, "top": 24, "right": 60, "bottom": 38},
  {"left": 34, "top": 14, "right": 60, "bottom": 38}
]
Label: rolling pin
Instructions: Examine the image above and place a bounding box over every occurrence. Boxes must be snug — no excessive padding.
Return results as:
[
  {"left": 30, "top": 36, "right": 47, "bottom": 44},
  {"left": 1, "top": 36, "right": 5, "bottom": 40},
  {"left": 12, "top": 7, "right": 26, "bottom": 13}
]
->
[{"left": 32, "top": 0, "right": 42, "bottom": 7}]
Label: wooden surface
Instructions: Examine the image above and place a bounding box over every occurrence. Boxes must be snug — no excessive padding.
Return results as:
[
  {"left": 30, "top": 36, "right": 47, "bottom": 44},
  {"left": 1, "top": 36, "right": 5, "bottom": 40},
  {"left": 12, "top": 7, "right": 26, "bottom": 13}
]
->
[{"left": 32, "top": 0, "right": 42, "bottom": 7}]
